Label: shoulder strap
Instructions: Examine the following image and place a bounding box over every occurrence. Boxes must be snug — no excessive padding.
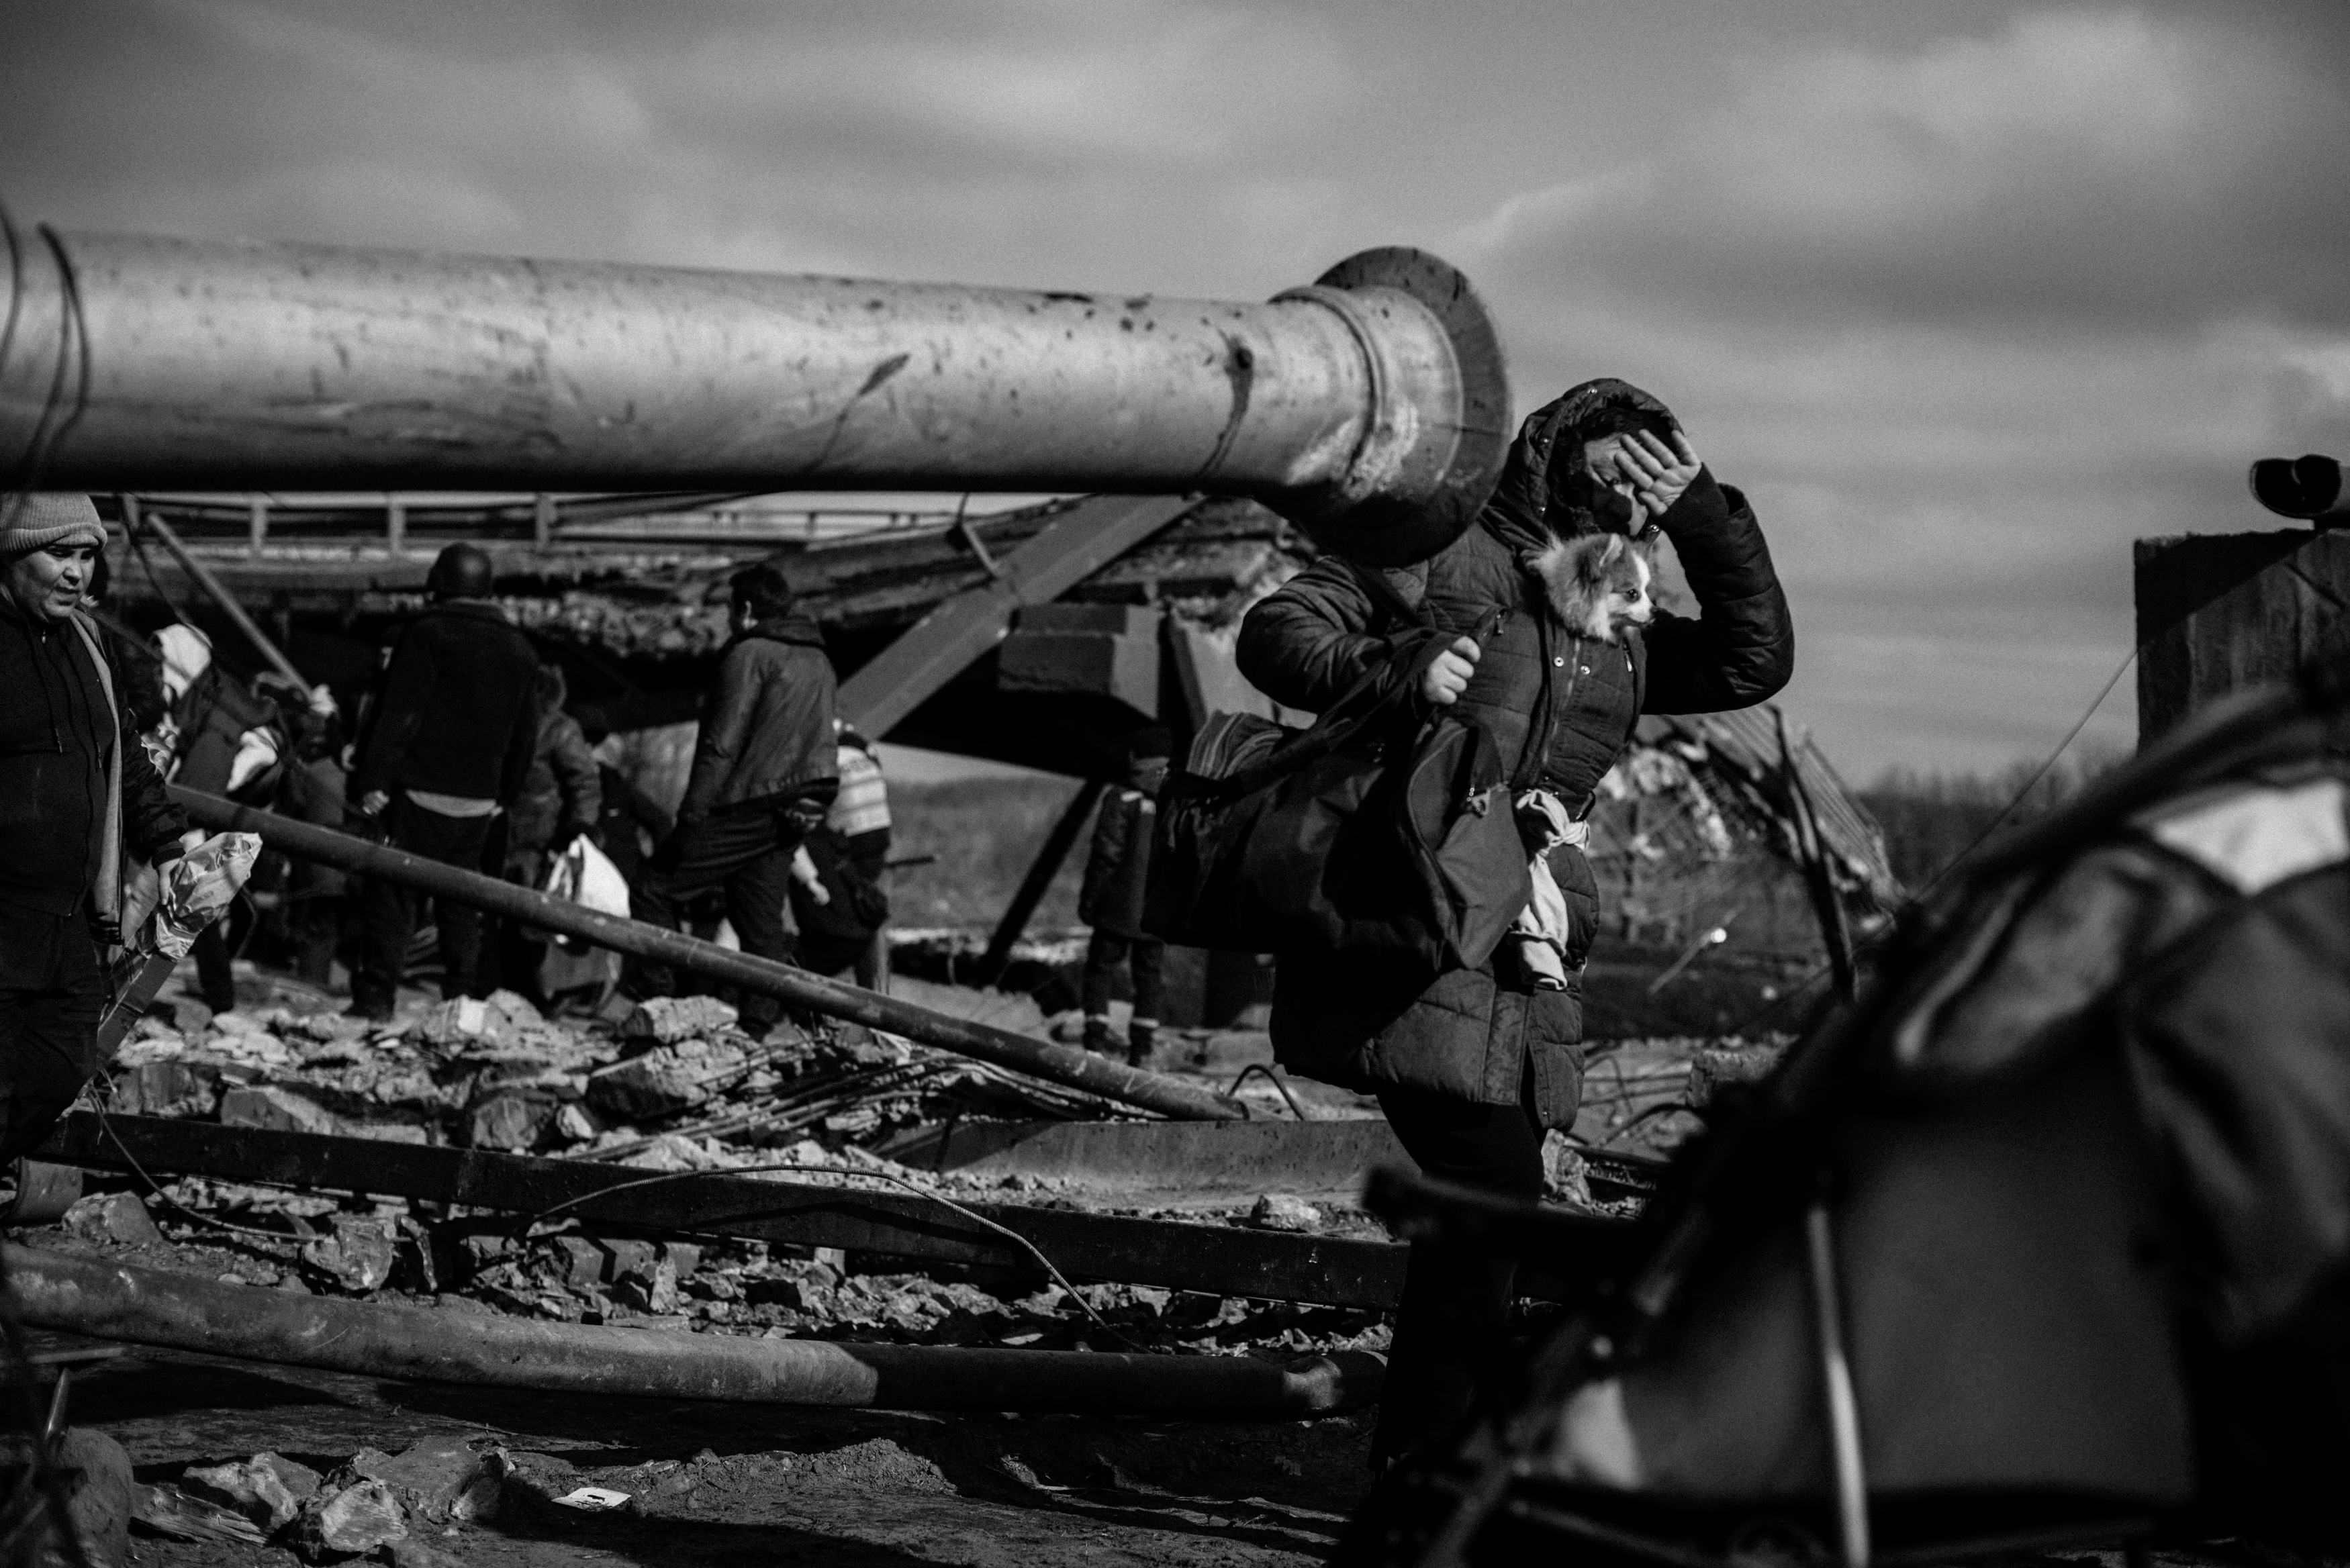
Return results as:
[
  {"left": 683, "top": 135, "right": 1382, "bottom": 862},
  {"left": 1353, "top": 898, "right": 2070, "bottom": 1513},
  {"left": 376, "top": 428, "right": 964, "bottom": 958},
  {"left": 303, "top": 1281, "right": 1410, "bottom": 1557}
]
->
[{"left": 1174, "top": 597, "right": 1501, "bottom": 805}]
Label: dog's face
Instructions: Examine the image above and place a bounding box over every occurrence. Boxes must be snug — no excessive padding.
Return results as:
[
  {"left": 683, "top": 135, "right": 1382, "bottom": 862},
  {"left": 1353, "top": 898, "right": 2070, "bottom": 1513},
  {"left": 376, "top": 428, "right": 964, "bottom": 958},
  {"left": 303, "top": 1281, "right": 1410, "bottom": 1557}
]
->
[{"left": 1578, "top": 534, "right": 1654, "bottom": 642}]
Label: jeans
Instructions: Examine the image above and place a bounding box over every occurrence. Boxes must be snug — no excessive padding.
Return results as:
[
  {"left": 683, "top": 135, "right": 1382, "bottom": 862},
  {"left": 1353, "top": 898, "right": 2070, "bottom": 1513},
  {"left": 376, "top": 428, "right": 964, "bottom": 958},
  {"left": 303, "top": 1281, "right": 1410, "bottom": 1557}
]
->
[
  {"left": 630, "top": 806, "right": 799, "bottom": 1029},
  {"left": 355, "top": 795, "right": 497, "bottom": 1012},
  {"left": 0, "top": 899, "right": 106, "bottom": 1167},
  {"left": 1370, "top": 1070, "right": 1546, "bottom": 1468}
]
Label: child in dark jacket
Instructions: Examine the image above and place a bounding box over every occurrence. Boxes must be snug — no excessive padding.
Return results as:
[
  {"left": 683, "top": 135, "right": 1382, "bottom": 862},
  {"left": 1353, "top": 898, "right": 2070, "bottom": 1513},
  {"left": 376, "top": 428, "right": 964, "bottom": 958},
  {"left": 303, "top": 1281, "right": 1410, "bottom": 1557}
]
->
[{"left": 1078, "top": 728, "right": 1172, "bottom": 1065}]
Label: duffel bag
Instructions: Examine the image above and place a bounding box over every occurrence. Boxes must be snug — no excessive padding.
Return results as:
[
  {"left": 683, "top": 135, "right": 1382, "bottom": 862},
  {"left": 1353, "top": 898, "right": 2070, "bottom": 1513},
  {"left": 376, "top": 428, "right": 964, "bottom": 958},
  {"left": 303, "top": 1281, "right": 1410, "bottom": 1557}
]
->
[{"left": 1143, "top": 612, "right": 1531, "bottom": 979}]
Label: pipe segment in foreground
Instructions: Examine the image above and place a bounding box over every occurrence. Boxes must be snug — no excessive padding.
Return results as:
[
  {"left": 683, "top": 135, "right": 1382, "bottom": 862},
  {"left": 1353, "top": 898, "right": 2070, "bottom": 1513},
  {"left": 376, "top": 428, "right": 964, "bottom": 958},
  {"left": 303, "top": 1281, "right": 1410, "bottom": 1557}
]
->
[
  {"left": 3, "top": 231, "right": 1509, "bottom": 566},
  {"left": 169, "top": 789, "right": 1243, "bottom": 1123},
  {"left": 1, "top": 1246, "right": 1378, "bottom": 1417}
]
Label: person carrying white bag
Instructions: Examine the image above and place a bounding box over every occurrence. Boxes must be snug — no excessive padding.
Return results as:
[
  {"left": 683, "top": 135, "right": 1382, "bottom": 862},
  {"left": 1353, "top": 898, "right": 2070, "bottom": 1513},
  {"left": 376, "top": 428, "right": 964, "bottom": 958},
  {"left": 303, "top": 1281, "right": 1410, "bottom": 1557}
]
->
[{"left": 534, "top": 830, "right": 630, "bottom": 1006}]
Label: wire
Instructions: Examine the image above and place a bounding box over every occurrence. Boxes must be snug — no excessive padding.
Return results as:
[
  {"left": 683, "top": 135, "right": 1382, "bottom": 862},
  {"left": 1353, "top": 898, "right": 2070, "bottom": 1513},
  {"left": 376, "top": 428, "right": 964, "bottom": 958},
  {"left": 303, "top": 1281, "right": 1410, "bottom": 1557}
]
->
[
  {"left": 0, "top": 226, "right": 93, "bottom": 536},
  {"left": 87, "top": 1091, "right": 299, "bottom": 1243},
  {"left": 1700, "top": 640, "right": 2143, "bottom": 1045},
  {"left": 514, "top": 1160, "right": 1143, "bottom": 1350},
  {"left": 1225, "top": 1062, "right": 1309, "bottom": 1121},
  {"left": 0, "top": 203, "right": 26, "bottom": 410},
  {"left": 1907, "top": 644, "right": 2140, "bottom": 903}
]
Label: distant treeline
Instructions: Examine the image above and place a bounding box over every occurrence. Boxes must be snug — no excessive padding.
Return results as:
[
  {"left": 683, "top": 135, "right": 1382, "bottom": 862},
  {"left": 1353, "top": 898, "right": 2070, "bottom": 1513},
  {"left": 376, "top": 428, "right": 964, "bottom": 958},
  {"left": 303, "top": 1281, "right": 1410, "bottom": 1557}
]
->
[
  {"left": 874, "top": 748, "right": 2136, "bottom": 934},
  {"left": 1858, "top": 744, "right": 2129, "bottom": 892}
]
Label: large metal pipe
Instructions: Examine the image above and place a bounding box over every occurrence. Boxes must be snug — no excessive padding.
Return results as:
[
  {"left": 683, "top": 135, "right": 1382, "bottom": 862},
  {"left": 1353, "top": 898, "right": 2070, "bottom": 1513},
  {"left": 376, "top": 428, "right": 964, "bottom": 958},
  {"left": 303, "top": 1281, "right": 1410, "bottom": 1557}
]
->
[
  {"left": 2, "top": 1245, "right": 1379, "bottom": 1417},
  {"left": 2249, "top": 452, "right": 2350, "bottom": 523},
  {"left": 1, "top": 228, "right": 1509, "bottom": 565},
  {"left": 169, "top": 788, "right": 1243, "bottom": 1123}
]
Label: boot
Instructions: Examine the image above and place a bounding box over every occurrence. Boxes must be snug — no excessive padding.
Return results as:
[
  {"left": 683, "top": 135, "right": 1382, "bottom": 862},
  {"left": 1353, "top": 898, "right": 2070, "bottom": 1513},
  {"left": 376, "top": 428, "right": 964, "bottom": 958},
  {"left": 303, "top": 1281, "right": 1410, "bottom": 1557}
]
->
[
  {"left": 1082, "top": 1015, "right": 1115, "bottom": 1055},
  {"left": 1126, "top": 1019, "right": 1158, "bottom": 1068}
]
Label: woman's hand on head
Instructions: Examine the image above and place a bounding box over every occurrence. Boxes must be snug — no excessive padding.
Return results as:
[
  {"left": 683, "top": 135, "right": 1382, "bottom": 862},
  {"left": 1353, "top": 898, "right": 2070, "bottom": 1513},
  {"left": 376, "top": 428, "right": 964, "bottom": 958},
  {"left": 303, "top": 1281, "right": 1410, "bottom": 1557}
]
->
[
  {"left": 1611, "top": 430, "right": 1703, "bottom": 520},
  {"left": 1419, "top": 636, "right": 1480, "bottom": 707}
]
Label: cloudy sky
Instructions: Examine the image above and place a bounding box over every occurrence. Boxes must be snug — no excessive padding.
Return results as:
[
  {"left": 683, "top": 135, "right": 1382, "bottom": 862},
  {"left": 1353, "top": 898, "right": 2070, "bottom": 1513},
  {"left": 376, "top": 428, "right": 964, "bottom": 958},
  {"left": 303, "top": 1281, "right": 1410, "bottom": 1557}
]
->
[{"left": 5, "top": 0, "right": 2344, "bottom": 780}]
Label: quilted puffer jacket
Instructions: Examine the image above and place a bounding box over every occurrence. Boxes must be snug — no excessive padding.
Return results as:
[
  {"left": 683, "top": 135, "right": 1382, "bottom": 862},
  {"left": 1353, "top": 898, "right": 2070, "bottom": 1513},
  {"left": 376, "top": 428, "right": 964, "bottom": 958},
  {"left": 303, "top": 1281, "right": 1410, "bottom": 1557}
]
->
[{"left": 1235, "top": 380, "right": 1794, "bottom": 1127}]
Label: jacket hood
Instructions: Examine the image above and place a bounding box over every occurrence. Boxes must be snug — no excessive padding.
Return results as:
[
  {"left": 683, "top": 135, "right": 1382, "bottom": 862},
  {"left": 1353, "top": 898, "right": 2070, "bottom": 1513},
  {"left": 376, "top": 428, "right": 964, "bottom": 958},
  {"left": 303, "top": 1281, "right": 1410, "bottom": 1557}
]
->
[
  {"left": 741, "top": 613, "right": 828, "bottom": 651},
  {"left": 1479, "top": 378, "right": 1679, "bottom": 553}
]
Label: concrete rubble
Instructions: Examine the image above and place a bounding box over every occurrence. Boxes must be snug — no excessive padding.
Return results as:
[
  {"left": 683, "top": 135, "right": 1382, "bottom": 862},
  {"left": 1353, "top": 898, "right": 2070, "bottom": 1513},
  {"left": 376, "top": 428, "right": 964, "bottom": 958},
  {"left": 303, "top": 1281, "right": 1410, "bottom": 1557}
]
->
[{"left": 137, "top": 1434, "right": 504, "bottom": 1560}]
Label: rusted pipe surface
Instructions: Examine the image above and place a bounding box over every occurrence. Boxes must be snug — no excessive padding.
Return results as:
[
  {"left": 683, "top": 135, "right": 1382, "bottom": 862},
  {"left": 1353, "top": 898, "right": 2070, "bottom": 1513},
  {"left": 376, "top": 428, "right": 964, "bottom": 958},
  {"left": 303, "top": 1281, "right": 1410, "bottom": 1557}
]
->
[
  {"left": 0, "top": 1245, "right": 1378, "bottom": 1417},
  {"left": 4, "top": 231, "right": 1507, "bottom": 564},
  {"left": 169, "top": 788, "right": 1243, "bottom": 1122}
]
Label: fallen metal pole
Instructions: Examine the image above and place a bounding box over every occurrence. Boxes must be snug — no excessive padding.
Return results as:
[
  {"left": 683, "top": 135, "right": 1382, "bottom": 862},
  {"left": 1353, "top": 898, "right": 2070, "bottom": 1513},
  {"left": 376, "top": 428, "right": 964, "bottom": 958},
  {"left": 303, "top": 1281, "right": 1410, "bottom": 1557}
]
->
[
  {"left": 1, "top": 1245, "right": 1378, "bottom": 1418},
  {"left": 129, "top": 503, "right": 309, "bottom": 689},
  {"left": 7, "top": 231, "right": 1509, "bottom": 565},
  {"left": 169, "top": 788, "right": 1242, "bottom": 1122},
  {"left": 46, "top": 1114, "right": 1443, "bottom": 1309}
]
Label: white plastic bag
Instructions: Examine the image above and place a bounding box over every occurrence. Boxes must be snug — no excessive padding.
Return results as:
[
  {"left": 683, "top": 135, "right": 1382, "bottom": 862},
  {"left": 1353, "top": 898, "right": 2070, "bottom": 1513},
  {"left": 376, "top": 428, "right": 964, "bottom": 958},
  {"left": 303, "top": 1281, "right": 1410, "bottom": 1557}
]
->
[
  {"left": 149, "top": 832, "right": 263, "bottom": 959},
  {"left": 541, "top": 834, "right": 630, "bottom": 950}
]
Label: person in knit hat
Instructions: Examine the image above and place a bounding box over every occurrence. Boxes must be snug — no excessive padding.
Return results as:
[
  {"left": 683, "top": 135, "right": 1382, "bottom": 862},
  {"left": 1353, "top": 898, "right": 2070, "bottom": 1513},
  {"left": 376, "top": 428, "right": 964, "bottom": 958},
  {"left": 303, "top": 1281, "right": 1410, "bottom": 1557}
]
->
[{"left": 0, "top": 493, "right": 193, "bottom": 1165}]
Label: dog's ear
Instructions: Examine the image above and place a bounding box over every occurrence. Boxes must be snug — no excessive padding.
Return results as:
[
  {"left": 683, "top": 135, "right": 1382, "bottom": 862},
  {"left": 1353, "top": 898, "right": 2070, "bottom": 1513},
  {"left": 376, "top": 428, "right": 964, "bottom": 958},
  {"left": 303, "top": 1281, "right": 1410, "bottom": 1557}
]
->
[{"left": 1571, "top": 534, "right": 1617, "bottom": 590}]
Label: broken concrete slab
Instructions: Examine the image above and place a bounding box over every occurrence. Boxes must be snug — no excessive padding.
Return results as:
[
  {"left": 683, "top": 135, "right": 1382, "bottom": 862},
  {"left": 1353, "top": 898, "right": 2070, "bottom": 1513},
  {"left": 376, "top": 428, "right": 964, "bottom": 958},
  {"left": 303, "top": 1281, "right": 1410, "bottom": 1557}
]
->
[
  {"left": 287, "top": 1476, "right": 406, "bottom": 1561},
  {"left": 297, "top": 1216, "right": 397, "bottom": 1293},
  {"left": 465, "top": 1090, "right": 558, "bottom": 1153},
  {"left": 620, "top": 995, "right": 737, "bottom": 1045},
  {"left": 107, "top": 1061, "right": 220, "bottom": 1120},
  {"left": 219, "top": 1083, "right": 342, "bottom": 1137},
  {"left": 179, "top": 1451, "right": 320, "bottom": 1537},
  {"left": 346, "top": 1434, "right": 504, "bottom": 1526},
  {"left": 62, "top": 1191, "right": 167, "bottom": 1248}
]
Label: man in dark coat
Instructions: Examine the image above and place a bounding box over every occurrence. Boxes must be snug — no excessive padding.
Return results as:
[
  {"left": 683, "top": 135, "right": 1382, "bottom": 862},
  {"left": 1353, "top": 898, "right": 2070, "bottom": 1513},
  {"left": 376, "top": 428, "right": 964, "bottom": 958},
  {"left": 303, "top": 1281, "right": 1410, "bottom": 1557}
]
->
[
  {"left": 0, "top": 494, "right": 193, "bottom": 1165},
  {"left": 1236, "top": 379, "right": 1795, "bottom": 1467},
  {"left": 630, "top": 562, "right": 838, "bottom": 1035},
  {"left": 1078, "top": 727, "right": 1172, "bottom": 1064},
  {"left": 345, "top": 542, "right": 540, "bottom": 1018}
]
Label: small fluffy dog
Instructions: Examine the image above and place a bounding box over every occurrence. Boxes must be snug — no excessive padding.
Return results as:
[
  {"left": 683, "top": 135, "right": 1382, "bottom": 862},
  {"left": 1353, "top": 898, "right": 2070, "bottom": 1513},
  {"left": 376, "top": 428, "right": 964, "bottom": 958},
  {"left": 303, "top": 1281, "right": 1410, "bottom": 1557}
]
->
[{"left": 1534, "top": 533, "right": 1655, "bottom": 642}]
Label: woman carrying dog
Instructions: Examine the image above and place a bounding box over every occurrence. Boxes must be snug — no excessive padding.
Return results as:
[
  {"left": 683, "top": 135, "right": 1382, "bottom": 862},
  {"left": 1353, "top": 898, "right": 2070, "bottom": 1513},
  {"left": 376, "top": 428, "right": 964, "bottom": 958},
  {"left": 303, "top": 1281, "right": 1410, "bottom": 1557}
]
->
[{"left": 1235, "top": 379, "right": 1795, "bottom": 1469}]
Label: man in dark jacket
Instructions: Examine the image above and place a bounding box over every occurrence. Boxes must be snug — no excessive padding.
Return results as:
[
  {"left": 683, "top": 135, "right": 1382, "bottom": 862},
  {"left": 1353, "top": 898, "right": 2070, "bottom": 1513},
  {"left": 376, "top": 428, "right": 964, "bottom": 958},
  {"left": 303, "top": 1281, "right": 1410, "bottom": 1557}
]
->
[
  {"left": 630, "top": 562, "right": 838, "bottom": 1034},
  {"left": 1078, "top": 728, "right": 1172, "bottom": 1064},
  {"left": 0, "top": 494, "right": 193, "bottom": 1165},
  {"left": 1236, "top": 379, "right": 1794, "bottom": 1467},
  {"left": 345, "top": 542, "right": 540, "bottom": 1018}
]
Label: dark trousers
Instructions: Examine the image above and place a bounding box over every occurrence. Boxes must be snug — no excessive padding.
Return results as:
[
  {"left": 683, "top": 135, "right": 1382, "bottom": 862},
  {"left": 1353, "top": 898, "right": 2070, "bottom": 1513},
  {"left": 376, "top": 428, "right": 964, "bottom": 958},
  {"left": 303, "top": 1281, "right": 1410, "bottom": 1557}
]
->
[
  {"left": 283, "top": 896, "right": 342, "bottom": 989},
  {"left": 630, "top": 807, "right": 798, "bottom": 1030},
  {"left": 355, "top": 795, "right": 496, "bottom": 1011},
  {"left": 0, "top": 901, "right": 106, "bottom": 1168},
  {"left": 1371, "top": 1072, "right": 1546, "bottom": 1468},
  {"left": 190, "top": 896, "right": 254, "bottom": 1012},
  {"left": 1081, "top": 931, "right": 1166, "bottom": 1023}
]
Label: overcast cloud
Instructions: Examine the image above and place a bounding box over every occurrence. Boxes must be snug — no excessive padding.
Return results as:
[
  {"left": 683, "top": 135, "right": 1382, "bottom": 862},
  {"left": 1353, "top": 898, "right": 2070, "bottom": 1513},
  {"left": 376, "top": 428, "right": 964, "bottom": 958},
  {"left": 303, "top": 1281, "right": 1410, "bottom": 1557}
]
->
[{"left": 4, "top": 0, "right": 2341, "bottom": 778}]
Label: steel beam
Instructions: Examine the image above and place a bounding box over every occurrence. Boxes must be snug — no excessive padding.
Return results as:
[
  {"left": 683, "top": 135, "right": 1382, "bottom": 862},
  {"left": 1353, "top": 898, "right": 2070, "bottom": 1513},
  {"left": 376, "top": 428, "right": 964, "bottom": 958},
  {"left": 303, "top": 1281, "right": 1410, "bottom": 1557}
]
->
[
  {"left": 835, "top": 493, "right": 1192, "bottom": 737},
  {"left": 4, "top": 232, "right": 1509, "bottom": 565},
  {"left": 40, "top": 1114, "right": 1632, "bottom": 1310}
]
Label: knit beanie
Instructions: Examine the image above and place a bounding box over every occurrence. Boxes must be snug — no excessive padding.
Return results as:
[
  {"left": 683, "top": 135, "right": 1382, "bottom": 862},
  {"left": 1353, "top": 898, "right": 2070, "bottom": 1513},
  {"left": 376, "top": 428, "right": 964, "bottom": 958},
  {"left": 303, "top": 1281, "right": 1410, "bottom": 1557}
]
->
[{"left": 0, "top": 493, "right": 108, "bottom": 556}]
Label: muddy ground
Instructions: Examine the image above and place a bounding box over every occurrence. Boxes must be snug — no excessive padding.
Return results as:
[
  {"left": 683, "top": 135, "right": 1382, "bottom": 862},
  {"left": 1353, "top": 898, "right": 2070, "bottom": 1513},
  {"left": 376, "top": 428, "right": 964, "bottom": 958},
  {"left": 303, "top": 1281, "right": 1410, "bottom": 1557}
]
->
[{"left": 85, "top": 1340, "right": 1368, "bottom": 1567}]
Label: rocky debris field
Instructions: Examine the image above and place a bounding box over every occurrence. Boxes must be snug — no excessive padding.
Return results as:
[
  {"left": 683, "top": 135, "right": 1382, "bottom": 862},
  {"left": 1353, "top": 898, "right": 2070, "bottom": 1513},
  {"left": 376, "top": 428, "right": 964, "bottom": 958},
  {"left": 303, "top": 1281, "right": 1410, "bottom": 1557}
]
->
[
  {"left": 55, "top": 981, "right": 1402, "bottom": 1360},
  {"left": 38, "top": 1338, "right": 1376, "bottom": 1568},
  {"left": 108, "top": 989, "right": 1123, "bottom": 1165}
]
